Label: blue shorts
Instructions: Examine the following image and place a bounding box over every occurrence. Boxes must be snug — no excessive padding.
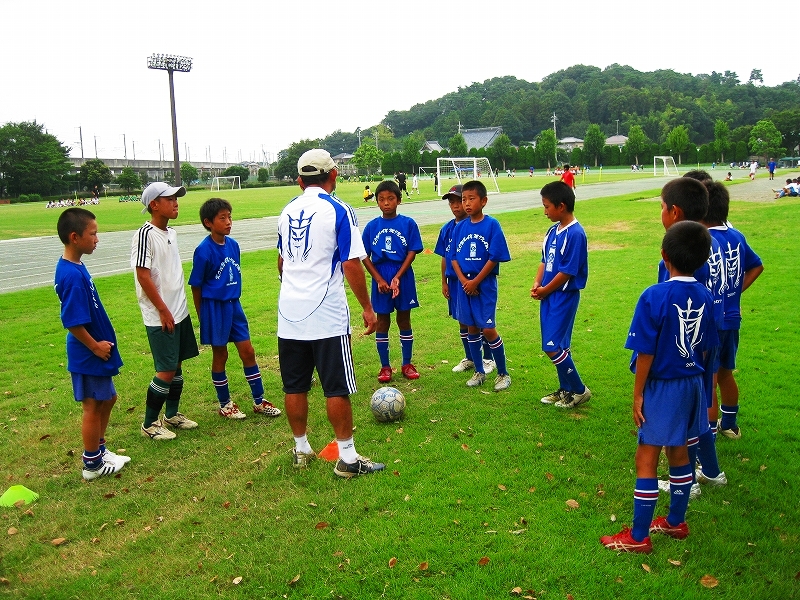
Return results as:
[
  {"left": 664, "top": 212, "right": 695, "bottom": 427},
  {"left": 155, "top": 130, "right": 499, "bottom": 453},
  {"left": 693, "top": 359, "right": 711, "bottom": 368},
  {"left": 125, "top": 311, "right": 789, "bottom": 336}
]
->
[
  {"left": 454, "top": 275, "right": 498, "bottom": 328},
  {"left": 718, "top": 329, "right": 739, "bottom": 370},
  {"left": 199, "top": 298, "right": 250, "bottom": 346},
  {"left": 371, "top": 262, "right": 419, "bottom": 314},
  {"left": 638, "top": 375, "right": 704, "bottom": 447},
  {"left": 71, "top": 373, "right": 116, "bottom": 402},
  {"left": 540, "top": 290, "right": 580, "bottom": 352},
  {"left": 145, "top": 316, "right": 200, "bottom": 373},
  {"left": 447, "top": 277, "right": 460, "bottom": 319},
  {"left": 704, "top": 345, "right": 720, "bottom": 408}
]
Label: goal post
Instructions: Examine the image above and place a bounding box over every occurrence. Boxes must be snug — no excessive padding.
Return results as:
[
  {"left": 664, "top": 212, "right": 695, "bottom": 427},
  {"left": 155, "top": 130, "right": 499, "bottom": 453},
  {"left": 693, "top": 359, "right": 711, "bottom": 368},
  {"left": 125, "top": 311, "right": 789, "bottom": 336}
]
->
[
  {"left": 436, "top": 157, "right": 500, "bottom": 195},
  {"left": 210, "top": 175, "right": 242, "bottom": 191},
  {"left": 653, "top": 156, "right": 679, "bottom": 177}
]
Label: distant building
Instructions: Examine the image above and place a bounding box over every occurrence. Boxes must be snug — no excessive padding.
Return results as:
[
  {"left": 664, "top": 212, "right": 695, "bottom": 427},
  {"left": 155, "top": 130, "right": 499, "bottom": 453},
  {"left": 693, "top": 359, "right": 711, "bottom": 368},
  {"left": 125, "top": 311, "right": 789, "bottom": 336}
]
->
[
  {"left": 420, "top": 141, "right": 444, "bottom": 153},
  {"left": 605, "top": 134, "right": 628, "bottom": 147},
  {"left": 462, "top": 127, "right": 503, "bottom": 151},
  {"left": 332, "top": 152, "right": 356, "bottom": 176},
  {"left": 558, "top": 137, "right": 584, "bottom": 150}
]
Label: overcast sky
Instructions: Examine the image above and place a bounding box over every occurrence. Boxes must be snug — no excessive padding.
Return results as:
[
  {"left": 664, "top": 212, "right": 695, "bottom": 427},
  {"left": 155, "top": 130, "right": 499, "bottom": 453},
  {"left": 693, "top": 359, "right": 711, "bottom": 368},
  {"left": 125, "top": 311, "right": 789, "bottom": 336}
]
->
[{"left": 4, "top": 1, "right": 794, "bottom": 164}]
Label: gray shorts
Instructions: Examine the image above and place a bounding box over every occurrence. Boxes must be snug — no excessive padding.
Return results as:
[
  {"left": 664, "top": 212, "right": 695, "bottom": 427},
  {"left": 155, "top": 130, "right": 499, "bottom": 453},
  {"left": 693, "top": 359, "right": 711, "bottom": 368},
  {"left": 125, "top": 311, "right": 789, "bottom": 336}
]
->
[{"left": 145, "top": 316, "right": 199, "bottom": 372}]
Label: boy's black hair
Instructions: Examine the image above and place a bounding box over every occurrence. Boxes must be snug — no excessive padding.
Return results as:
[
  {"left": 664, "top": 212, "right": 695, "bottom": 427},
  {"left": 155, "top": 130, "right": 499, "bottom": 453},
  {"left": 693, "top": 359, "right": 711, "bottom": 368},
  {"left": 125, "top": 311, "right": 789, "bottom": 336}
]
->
[
  {"left": 461, "top": 179, "right": 487, "bottom": 199},
  {"left": 683, "top": 169, "right": 713, "bottom": 183},
  {"left": 662, "top": 220, "right": 711, "bottom": 275},
  {"left": 705, "top": 182, "right": 729, "bottom": 225},
  {"left": 661, "top": 177, "right": 708, "bottom": 222},
  {"left": 540, "top": 181, "right": 576, "bottom": 212},
  {"left": 57, "top": 207, "right": 96, "bottom": 244},
  {"left": 298, "top": 172, "right": 328, "bottom": 187},
  {"left": 375, "top": 180, "right": 401, "bottom": 200},
  {"left": 199, "top": 198, "right": 233, "bottom": 231}
]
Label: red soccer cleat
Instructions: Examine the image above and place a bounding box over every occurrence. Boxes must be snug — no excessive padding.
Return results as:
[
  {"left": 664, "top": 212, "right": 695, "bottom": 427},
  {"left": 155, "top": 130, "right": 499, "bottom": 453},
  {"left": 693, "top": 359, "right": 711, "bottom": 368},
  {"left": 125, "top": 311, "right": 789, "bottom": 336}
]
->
[
  {"left": 378, "top": 366, "right": 393, "bottom": 383},
  {"left": 600, "top": 527, "right": 653, "bottom": 553},
  {"left": 649, "top": 515, "right": 689, "bottom": 539},
  {"left": 401, "top": 363, "right": 420, "bottom": 380}
]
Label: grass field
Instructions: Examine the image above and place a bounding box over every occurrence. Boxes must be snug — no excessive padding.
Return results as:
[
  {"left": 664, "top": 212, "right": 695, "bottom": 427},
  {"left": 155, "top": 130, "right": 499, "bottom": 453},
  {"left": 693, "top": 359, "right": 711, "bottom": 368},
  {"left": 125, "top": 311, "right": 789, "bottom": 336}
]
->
[{"left": 0, "top": 187, "right": 798, "bottom": 598}]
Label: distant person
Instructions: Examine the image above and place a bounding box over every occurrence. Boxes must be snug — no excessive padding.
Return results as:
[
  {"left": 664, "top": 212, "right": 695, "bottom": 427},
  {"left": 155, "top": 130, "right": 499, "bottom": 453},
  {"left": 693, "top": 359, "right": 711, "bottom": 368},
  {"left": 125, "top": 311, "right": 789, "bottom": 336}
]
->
[
  {"left": 189, "top": 198, "right": 282, "bottom": 420},
  {"left": 395, "top": 171, "right": 410, "bottom": 198},
  {"left": 433, "top": 172, "right": 439, "bottom": 194},
  {"left": 560, "top": 164, "right": 576, "bottom": 190},
  {"left": 363, "top": 185, "right": 374, "bottom": 202},
  {"left": 724, "top": 172, "right": 733, "bottom": 181},
  {"left": 132, "top": 182, "right": 200, "bottom": 441},
  {"left": 748, "top": 160, "right": 758, "bottom": 180},
  {"left": 767, "top": 158, "right": 776, "bottom": 180},
  {"left": 411, "top": 173, "right": 419, "bottom": 195}
]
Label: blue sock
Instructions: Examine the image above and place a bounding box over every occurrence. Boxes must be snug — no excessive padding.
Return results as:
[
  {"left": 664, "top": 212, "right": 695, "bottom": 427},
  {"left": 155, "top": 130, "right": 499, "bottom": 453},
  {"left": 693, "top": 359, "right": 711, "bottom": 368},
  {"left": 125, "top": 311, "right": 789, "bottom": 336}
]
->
[
  {"left": 480, "top": 333, "right": 492, "bottom": 361},
  {"left": 83, "top": 448, "right": 102, "bottom": 470},
  {"left": 687, "top": 436, "right": 699, "bottom": 483},
  {"left": 98, "top": 437, "right": 106, "bottom": 454},
  {"left": 552, "top": 349, "right": 584, "bottom": 392},
  {"left": 459, "top": 327, "right": 470, "bottom": 360},
  {"left": 632, "top": 477, "right": 658, "bottom": 541},
  {"left": 212, "top": 371, "right": 229, "bottom": 407},
  {"left": 376, "top": 332, "right": 390, "bottom": 367},
  {"left": 709, "top": 420, "right": 717, "bottom": 440},
  {"left": 468, "top": 333, "right": 484, "bottom": 374},
  {"left": 244, "top": 364, "right": 264, "bottom": 404},
  {"left": 399, "top": 329, "right": 413, "bottom": 365},
  {"left": 165, "top": 369, "right": 183, "bottom": 418},
  {"left": 667, "top": 463, "right": 693, "bottom": 526},
  {"left": 696, "top": 429, "right": 721, "bottom": 478},
  {"left": 720, "top": 405, "right": 739, "bottom": 430},
  {"left": 487, "top": 335, "right": 508, "bottom": 376}
]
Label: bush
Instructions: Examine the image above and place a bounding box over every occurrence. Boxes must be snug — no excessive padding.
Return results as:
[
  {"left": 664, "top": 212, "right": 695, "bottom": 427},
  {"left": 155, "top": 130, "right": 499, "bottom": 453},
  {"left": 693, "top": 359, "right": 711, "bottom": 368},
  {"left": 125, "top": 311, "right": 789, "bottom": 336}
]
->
[
  {"left": 28, "top": 193, "right": 42, "bottom": 203},
  {"left": 17, "top": 194, "right": 29, "bottom": 203}
]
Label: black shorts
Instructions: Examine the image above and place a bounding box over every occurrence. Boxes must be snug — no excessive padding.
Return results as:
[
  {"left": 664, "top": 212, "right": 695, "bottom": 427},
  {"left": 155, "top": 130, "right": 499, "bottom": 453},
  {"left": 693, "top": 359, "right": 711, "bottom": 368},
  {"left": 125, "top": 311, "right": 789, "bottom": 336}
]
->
[
  {"left": 145, "top": 316, "right": 199, "bottom": 372},
  {"left": 278, "top": 335, "right": 356, "bottom": 397}
]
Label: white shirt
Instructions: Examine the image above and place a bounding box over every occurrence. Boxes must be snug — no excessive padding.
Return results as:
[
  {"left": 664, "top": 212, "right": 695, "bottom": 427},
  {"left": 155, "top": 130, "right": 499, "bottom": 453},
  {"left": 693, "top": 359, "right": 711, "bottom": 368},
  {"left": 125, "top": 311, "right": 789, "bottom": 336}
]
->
[{"left": 131, "top": 222, "right": 189, "bottom": 327}]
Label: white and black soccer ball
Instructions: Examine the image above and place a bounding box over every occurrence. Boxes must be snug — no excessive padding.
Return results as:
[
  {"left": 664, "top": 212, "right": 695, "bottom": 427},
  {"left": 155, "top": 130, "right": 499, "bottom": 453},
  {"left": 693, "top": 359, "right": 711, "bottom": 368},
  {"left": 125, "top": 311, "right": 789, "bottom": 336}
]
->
[{"left": 370, "top": 387, "right": 406, "bottom": 422}]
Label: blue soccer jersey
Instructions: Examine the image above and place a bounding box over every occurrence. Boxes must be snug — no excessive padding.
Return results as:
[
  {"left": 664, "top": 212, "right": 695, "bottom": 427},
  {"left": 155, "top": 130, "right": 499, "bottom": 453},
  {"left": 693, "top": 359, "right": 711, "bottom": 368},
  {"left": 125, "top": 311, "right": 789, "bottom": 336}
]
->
[
  {"left": 540, "top": 220, "right": 588, "bottom": 291},
  {"left": 708, "top": 225, "right": 762, "bottom": 330},
  {"left": 362, "top": 214, "right": 423, "bottom": 266},
  {"left": 451, "top": 215, "right": 511, "bottom": 277},
  {"left": 54, "top": 258, "right": 123, "bottom": 377},
  {"left": 434, "top": 218, "right": 459, "bottom": 278},
  {"left": 188, "top": 235, "right": 242, "bottom": 302},
  {"left": 626, "top": 277, "right": 718, "bottom": 380}
]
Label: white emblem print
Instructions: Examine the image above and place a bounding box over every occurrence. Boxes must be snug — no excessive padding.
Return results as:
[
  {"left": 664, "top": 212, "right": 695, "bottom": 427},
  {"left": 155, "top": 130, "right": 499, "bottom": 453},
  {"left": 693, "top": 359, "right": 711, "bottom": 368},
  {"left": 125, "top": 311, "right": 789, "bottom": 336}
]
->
[
  {"left": 385, "top": 235, "right": 392, "bottom": 251},
  {"left": 724, "top": 242, "right": 742, "bottom": 291},
  {"left": 673, "top": 297, "right": 705, "bottom": 359},
  {"left": 287, "top": 210, "right": 315, "bottom": 262}
]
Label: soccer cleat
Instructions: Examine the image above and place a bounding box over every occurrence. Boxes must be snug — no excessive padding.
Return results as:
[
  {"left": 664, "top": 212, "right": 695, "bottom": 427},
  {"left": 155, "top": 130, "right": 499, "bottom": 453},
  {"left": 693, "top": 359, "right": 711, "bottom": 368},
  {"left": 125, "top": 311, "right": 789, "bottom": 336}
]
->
[
  {"left": 719, "top": 426, "right": 741, "bottom": 440},
  {"left": 378, "top": 366, "right": 393, "bottom": 383},
  {"left": 219, "top": 401, "right": 247, "bottom": 419},
  {"left": 140, "top": 419, "right": 177, "bottom": 440},
  {"left": 102, "top": 449, "right": 131, "bottom": 466},
  {"left": 599, "top": 527, "right": 652, "bottom": 553},
  {"left": 253, "top": 401, "right": 282, "bottom": 417},
  {"left": 657, "top": 479, "right": 671, "bottom": 493},
  {"left": 163, "top": 412, "right": 198, "bottom": 429},
  {"left": 401, "top": 363, "right": 420, "bottom": 380},
  {"left": 649, "top": 515, "right": 689, "bottom": 539},
  {"left": 466, "top": 372, "right": 486, "bottom": 387},
  {"left": 333, "top": 456, "right": 385, "bottom": 478},
  {"left": 82, "top": 460, "right": 123, "bottom": 481},
  {"left": 482, "top": 359, "right": 496, "bottom": 374},
  {"left": 292, "top": 448, "right": 317, "bottom": 468},
  {"left": 493, "top": 374, "right": 511, "bottom": 391},
  {"left": 555, "top": 386, "right": 591, "bottom": 408},
  {"left": 695, "top": 468, "right": 727, "bottom": 487},
  {"left": 452, "top": 358, "right": 474, "bottom": 373},
  {"left": 540, "top": 388, "right": 566, "bottom": 405},
  {"left": 657, "top": 479, "right": 701, "bottom": 500},
  {"left": 690, "top": 483, "right": 701, "bottom": 499}
]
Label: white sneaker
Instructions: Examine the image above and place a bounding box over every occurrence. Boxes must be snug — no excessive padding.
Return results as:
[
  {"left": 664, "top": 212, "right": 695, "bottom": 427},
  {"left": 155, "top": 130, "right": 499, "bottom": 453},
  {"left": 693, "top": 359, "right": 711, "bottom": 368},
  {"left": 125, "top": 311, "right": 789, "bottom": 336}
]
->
[
  {"left": 690, "top": 483, "right": 701, "bottom": 500},
  {"left": 102, "top": 449, "right": 131, "bottom": 466},
  {"left": 493, "top": 374, "right": 511, "bottom": 391},
  {"left": 695, "top": 468, "right": 727, "bottom": 486},
  {"left": 555, "top": 386, "right": 591, "bottom": 408},
  {"left": 253, "top": 401, "right": 282, "bottom": 417},
  {"left": 657, "top": 479, "right": 701, "bottom": 500},
  {"left": 466, "top": 372, "right": 486, "bottom": 387},
  {"left": 540, "top": 389, "right": 566, "bottom": 405},
  {"left": 482, "top": 359, "right": 496, "bottom": 374},
  {"left": 219, "top": 401, "right": 247, "bottom": 419},
  {"left": 163, "top": 413, "right": 198, "bottom": 429},
  {"left": 82, "top": 460, "right": 122, "bottom": 481},
  {"left": 657, "top": 479, "right": 671, "bottom": 493},
  {"left": 141, "top": 419, "right": 177, "bottom": 440},
  {"left": 452, "top": 358, "right": 474, "bottom": 373}
]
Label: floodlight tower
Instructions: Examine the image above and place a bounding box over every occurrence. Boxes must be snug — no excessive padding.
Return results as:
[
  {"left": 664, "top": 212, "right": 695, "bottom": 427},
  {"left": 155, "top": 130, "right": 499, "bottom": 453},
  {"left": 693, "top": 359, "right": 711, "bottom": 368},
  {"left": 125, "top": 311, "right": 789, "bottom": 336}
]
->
[{"left": 147, "top": 53, "right": 192, "bottom": 185}]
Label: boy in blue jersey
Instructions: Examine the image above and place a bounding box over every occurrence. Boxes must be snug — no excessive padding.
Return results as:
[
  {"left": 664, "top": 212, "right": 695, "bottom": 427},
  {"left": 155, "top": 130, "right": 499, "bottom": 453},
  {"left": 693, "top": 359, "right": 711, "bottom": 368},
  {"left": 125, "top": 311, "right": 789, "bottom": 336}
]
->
[
  {"left": 189, "top": 198, "right": 282, "bottom": 420},
  {"left": 433, "top": 185, "right": 496, "bottom": 375},
  {"left": 55, "top": 208, "right": 129, "bottom": 480},
  {"left": 601, "top": 221, "right": 718, "bottom": 553},
  {"left": 532, "top": 181, "right": 590, "bottom": 408},
  {"left": 362, "top": 180, "right": 424, "bottom": 382},
  {"left": 450, "top": 180, "right": 512, "bottom": 391},
  {"left": 701, "top": 183, "right": 763, "bottom": 440}
]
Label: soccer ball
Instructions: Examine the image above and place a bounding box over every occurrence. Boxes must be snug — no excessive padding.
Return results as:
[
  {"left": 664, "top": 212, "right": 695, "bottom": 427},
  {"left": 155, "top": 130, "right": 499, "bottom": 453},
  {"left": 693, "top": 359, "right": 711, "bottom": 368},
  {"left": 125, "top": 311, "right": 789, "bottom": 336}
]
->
[{"left": 370, "top": 387, "right": 406, "bottom": 423}]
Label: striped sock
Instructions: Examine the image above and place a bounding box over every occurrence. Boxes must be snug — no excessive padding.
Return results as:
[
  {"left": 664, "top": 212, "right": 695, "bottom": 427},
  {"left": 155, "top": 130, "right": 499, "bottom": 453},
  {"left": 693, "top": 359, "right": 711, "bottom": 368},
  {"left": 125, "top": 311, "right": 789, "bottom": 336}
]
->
[
  {"left": 468, "top": 333, "right": 484, "bottom": 374},
  {"left": 459, "top": 327, "right": 470, "bottom": 360},
  {"left": 481, "top": 333, "right": 492, "bottom": 361},
  {"left": 83, "top": 448, "right": 102, "bottom": 470},
  {"left": 376, "top": 332, "right": 390, "bottom": 367},
  {"left": 488, "top": 335, "right": 508, "bottom": 375},
  {"left": 696, "top": 429, "right": 721, "bottom": 478},
  {"left": 165, "top": 369, "right": 183, "bottom": 418},
  {"left": 667, "top": 463, "right": 693, "bottom": 526},
  {"left": 244, "top": 365, "right": 264, "bottom": 405},
  {"left": 98, "top": 437, "right": 106, "bottom": 454},
  {"left": 709, "top": 420, "right": 718, "bottom": 440},
  {"left": 687, "top": 436, "right": 699, "bottom": 483},
  {"left": 632, "top": 478, "right": 659, "bottom": 541},
  {"left": 399, "top": 329, "right": 413, "bottom": 365},
  {"left": 720, "top": 405, "right": 739, "bottom": 430},
  {"left": 145, "top": 377, "right": 170, "bottom": 426},
  {"left": 212, "top": 371, "right": 229, "bottom": 407}
]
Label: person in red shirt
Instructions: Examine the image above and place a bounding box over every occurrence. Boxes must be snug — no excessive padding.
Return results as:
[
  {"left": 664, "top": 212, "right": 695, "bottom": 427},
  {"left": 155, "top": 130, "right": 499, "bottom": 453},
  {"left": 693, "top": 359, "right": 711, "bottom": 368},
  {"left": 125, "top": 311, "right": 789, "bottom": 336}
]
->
[{"left": 560, "top": 164, "right": 576, "bottom": 190}]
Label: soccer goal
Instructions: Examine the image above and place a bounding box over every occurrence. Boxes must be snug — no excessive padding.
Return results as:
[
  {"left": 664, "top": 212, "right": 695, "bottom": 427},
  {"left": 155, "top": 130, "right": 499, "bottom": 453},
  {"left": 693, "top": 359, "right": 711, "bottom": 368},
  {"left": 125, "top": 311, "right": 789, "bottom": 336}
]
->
[
  {"left": 436, "top": 157, "right": 500, "bottom": 194},
  {"left": 653, "top": 156, "right": 679, "bottom": 177},
  {"left": 210, "top": 176, "right": 241, "bottom": 191}
]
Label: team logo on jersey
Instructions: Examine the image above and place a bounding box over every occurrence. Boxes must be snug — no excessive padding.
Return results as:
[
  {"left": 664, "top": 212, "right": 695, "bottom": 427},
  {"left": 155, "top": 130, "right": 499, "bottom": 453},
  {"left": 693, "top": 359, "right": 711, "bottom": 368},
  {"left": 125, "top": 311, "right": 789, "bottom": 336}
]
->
[
  {"left": 287, "top": 209, "right": 315, "bottom": 262},
  {"left": 469, "top": 242, "right": 477, "bottom": 258},
  {"left": 707, "top": 245, "right": 724, "bottom": 294},
  {"left": 385, "top": 235, "right": 392, "bottom": 251},
  {"left": 673, "top": 297, "right": 705, "bottom": 359},
  {"left": 724, "top": 241, "right": 742, "bottom": 292},
  {"left": 545, "top": 243, "right": 556, "bottom": 273}
]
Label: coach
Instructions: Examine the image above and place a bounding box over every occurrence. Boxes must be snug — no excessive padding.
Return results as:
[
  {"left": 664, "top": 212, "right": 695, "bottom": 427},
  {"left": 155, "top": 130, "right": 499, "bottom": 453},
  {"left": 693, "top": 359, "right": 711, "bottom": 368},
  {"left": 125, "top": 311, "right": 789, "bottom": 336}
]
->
[{"left": 276, "top": 149, "right": 384, "bottom": 478}]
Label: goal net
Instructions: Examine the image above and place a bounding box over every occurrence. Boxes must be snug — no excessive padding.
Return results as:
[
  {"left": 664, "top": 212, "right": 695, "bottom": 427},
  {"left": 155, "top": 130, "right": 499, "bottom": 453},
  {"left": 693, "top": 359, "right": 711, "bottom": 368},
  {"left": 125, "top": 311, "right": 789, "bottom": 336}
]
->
[
  {"left": 210, "top": 176, "right": 242, "bottom": 191},
  {"left": 653, "top": 156, "right": 679, "bottom": 177},
  {"left": 436, "top": 157, "right": 500, "bottom": 195}
]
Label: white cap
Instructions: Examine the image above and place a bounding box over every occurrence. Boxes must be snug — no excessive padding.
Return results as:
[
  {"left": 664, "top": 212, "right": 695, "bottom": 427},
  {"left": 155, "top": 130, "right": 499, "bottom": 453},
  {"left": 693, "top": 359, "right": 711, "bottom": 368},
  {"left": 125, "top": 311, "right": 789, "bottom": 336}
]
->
[
  {"left": 141, "top": 182, "right": 186, "bottom": 213},
  {"left": 297, "top": 149, "right": 337, "bottom": 178}
]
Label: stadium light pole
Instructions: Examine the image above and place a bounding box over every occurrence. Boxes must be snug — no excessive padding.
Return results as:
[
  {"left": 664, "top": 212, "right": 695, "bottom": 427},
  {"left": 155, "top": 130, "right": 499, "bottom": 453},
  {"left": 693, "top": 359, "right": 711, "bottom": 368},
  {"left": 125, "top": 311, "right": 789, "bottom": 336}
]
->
[{"left": 147, "top": 53, "right": 192, "bottom": 186}]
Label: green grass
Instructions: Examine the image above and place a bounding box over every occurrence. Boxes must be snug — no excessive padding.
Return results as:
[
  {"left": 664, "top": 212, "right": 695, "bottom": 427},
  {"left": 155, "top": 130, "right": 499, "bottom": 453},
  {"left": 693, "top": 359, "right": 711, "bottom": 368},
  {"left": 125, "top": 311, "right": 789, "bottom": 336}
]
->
[{"left": 0, "top": 192, "right": 798, "bottom": 599}]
